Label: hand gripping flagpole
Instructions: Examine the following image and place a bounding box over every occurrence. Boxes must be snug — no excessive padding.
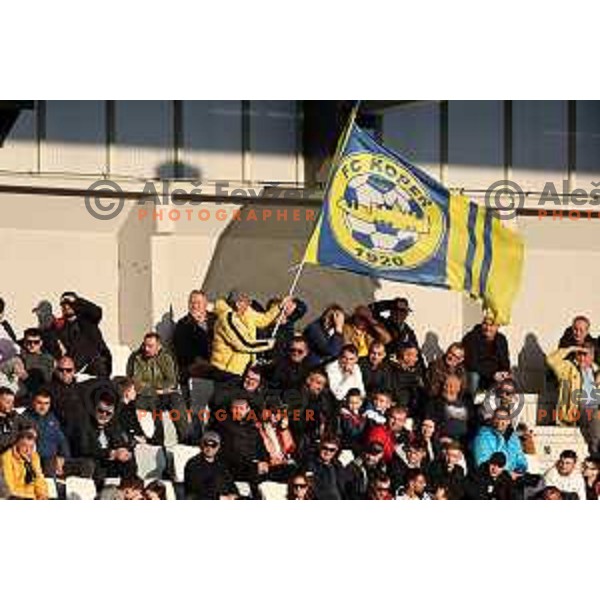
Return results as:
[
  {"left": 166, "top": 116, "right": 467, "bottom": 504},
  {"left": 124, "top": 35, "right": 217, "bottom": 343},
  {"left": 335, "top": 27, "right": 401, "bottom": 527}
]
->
[{"left": 270, "top": 101, "right": 361, "bottom": 340}]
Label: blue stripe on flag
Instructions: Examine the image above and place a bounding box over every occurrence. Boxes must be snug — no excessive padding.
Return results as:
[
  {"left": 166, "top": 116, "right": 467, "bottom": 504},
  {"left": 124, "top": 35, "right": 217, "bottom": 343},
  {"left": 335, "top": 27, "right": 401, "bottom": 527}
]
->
[
  {"left": 464, "top": 203, "right": 478, "bottom": 293},
  {"left": 479, "top": 210, "right": 494, "bottom": 297}
]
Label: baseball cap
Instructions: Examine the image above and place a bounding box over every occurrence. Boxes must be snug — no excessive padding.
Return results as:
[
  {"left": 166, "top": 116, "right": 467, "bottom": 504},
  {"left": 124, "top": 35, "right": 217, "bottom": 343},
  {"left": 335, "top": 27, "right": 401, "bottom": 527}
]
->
[
  {"left": 201, "top": 431, "right": 221, "bottom": 445},
  {"left": 489, "top": 452, "right": 507, "bottom": 468}
]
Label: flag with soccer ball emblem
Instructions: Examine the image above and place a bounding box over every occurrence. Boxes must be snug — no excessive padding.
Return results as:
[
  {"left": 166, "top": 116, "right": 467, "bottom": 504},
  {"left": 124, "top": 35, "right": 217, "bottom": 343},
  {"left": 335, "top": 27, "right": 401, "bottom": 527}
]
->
[{"left": 304, "top": 123, "right": 524, "bottom": 324}]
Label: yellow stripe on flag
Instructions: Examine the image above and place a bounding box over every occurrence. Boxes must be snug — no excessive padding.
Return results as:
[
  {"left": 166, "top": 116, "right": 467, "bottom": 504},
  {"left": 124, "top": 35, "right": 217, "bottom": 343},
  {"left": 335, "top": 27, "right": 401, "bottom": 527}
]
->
[
  {"left": 303, "top": 214, "right": 323, "bottom": 265},
  {"left": 447, "top": 194, "right": 470, "bottom": 291},
  {"left": 470, "top": 205, "right": 486, "bottom": 296}
]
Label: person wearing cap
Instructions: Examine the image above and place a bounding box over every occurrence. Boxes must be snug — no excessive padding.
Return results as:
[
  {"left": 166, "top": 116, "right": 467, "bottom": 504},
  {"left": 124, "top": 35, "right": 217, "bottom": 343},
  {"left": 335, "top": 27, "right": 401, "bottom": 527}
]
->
[
  {"left": 472, "top": 407, "right": 528, "bottom": 476},
  {"left": 465, "top": 451, "right": 516, "bottom": 500},
  {"left": 210, "top": 290, "right": 292, "bottom": 378},
  {"left": 343, "top": 305, "right": 391, "bottom": 358},
  {"left": 546, "top": 341, "right": 600, "bottom": 447},
  {"left": 184, "top": 430, "right": 237, "bottom": 500},
  {"left": 54, "top": 292, "right": 112, "bottom": 377},
  {"left": 462, "top": 312, "right": 511, "bottom": 394},
  {"left": 369, "top": 297, "right": 421, "bottom": 358},
  {"left": 344, "top": 440, "right": 387, "bottom": 499}
]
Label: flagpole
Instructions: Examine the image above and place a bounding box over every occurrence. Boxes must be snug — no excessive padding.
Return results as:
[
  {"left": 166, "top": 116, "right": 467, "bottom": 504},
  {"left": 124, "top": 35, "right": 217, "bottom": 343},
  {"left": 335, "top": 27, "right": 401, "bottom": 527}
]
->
[{"left": 270, "top": 101, "right": 361, "bottom": 338}]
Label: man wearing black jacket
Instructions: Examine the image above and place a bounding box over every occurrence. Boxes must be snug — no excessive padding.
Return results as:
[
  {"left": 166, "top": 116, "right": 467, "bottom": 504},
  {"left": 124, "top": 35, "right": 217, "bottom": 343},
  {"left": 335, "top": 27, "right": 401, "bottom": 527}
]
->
[
  {"left": 184, "top": 431, "right": 237, "bottom": 500},
  {"left": 55, "top": 292, "right": 112, "bottom": 377},
  {"left": 47, "top": 357, "right": 84, "bottom": 445},
  {"left": 465, "top": 452, "right": 516, "bottom": 500},
  {"left": 462, "top": 314, "right": 510, "bottom": 394}
]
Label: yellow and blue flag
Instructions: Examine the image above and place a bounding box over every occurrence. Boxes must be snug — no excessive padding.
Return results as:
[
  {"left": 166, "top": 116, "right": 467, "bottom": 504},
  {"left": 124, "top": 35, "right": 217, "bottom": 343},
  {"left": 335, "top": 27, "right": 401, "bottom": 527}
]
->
[{"left": 304, "top": 124, "right": 524, "bottom": 324}]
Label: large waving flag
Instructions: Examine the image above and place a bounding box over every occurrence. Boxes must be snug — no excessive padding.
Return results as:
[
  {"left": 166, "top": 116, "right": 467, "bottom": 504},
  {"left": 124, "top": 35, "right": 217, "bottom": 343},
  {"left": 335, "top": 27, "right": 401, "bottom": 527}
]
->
[{"left": 304, "top": 123, "right": 524, "bottom": 324}]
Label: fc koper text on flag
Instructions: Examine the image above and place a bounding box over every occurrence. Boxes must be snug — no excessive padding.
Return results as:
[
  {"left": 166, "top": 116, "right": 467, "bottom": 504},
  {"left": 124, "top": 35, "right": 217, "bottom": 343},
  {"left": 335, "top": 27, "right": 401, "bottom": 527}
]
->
[{"left": 304, "top": 124, "right": 524, "bottom": 324}]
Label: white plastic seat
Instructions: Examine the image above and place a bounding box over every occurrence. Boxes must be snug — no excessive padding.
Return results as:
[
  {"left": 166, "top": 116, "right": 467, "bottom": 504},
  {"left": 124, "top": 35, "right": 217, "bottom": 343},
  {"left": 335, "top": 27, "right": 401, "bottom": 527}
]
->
[
  {"left": 137, "top": 409, "right": 156, "bottom": 440},
  {"left": 65, "top": 476, "right": 97, "bottom": 500},
  {"left": 45, "top": 478, "right": 58, "bottom": 500},
  {"left": 338, "top": 449, "right": 355, "bottom": 467},
  {"left": 135, "top": 444, "right": 166, "bottom": 479},
  {"left": 167, "top": 444, "right": 200, "bottom": 483},
  {"left": 162, "top": 411, "right": 179, "bottom": 448},
  {"left": 235, "top": 481, "right": 252, "bottom": 498},
  {"left": 258, "top": 481, "right": 287, "bottom": 500}
]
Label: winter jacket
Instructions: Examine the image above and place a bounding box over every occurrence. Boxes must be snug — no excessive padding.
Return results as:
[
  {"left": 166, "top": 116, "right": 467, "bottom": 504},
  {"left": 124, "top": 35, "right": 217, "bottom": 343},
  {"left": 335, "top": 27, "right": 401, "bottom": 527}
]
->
[
  {"left": 127, "top": 348, "right": 178, "bottom": 395},
  {"left": 303, "top": 319, "right": 344, "bottom": 364},
  {"left": 359, "top": 357, "right": 393, "bottom": 395},
  {"left": 184, "top": 454, "right": 237, "bottom": 500},
  {"left": 462, "top": 325, "right": 510, "bottom": 389},
  {"left": 425, "top": 357, "right": 467, "bottom": 399},
  {"left": 211, "top": 299, "right": 279, "bottom": 376},
  {"left": 365, "top": 424, "right": 410, "bottom": 464},
  {"left": 1, "top": 447, "right": 48, "bottom": 499},
  {"left": 303, "top": 457, "right": 346, "bottom": 500},
  {"left": 54, "top": 297, "right": 112, "bottom": 376},
  {"left": 0, "top": 410, "right": 33, "bottom": 454},
  {"left": 368, "top": 300, "right": 421, "bottom": 356},
  {"left": 546, "top": 346, "right": 599, "bottom": 425},
  {"left": 465, "top": 464, "right": 516, "bottom": 500},
  {"left": 172, "top": 313, "right": 214, "bottom": 382},
  {"left": 47, "top": 378, "right": 84, "bottom": 443},
  {"left": 24, "top": 409, "right": 70, "bottom": 462},
  {"left": 472, "top": 425, "right": 528, "bottom": 473}
]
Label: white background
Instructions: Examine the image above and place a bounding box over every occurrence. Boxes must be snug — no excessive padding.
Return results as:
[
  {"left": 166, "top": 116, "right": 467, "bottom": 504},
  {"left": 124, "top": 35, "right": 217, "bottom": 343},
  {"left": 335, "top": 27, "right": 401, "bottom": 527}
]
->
[{"left": 2, "top": 2, "right": 598, "bottom": 599}]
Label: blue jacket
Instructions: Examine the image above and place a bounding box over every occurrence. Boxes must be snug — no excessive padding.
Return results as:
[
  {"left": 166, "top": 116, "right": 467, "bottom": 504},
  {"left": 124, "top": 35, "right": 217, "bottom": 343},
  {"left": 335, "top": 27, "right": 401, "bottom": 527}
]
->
[
  {"left": 25, "top": 409, "right": 70, "bottom": 461},
  {"left": 472, "top": 426, "right": 527, "bottom": 473},
  {"left": 303, "top": 319, "right": 344, "bottom": 365}
]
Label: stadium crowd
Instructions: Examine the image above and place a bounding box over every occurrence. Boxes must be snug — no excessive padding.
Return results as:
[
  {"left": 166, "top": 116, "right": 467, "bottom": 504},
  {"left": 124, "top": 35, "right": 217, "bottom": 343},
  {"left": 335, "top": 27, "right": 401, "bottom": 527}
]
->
[{"left": 0, "top": 291, "right": 599, "bottom": 500}]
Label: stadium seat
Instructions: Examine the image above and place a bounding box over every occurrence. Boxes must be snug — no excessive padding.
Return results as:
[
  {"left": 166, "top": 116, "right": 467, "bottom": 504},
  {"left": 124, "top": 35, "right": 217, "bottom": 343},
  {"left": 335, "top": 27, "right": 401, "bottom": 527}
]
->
[
  {"left": 162, "top": 411, "right": 179, "bottom": 448},
  {"left": 66, "top": 477, "right": 97, "bottom": 500},
  {"left": 258, "top": 481, "right": 287, "bottom": 500},
  {"left": 137, "top": 409, "right": 156, "bottom": 439},
  {"left": 235, "top": 481, "right": 252, "bottom": 498},
  {"left": 45, "top": 477, "right": 58, "bottom": 500},
  {"left": 135, "top": 444, "right": 166, "bottom": 479},
  {"left": 167, "top": 444, "right": 200, "bottom": 483}
]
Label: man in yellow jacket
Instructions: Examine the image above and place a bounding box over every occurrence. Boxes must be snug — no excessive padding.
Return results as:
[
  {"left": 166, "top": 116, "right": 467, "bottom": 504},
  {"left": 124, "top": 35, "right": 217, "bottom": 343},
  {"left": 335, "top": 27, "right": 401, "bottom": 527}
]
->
[
  {"left": 546, "top": 341, "right": 600, "bottom": 452},
  {"left": 1, "top": 429, "right": 48, "bottom": 500},
  {"left": 211, "top": 291, "right": 292, "bottom": 377}
]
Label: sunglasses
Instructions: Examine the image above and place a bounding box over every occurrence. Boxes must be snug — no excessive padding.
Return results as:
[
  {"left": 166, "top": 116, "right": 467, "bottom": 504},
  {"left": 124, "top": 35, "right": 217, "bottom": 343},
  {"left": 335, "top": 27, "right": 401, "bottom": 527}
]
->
[
  {"left": 293, "top": 483, "right": 308, "bottom": 489},
  {"left": 58, "top": 367, "right": 74, "bottom": 373},
  {"left": 321, "top": 446, "right": 338, "bottom": 453},
  {"left": 290, "top": 348, "right": 305, "bottom": 354},
  {"left": 24, "top": 339, "right": 42, "bottom": 345},
  {"left": 203, "top": 441, "right": 219, "bottom": 448},
  {"left": 97, "top": 408, "right": 114, "bottom": 416}
]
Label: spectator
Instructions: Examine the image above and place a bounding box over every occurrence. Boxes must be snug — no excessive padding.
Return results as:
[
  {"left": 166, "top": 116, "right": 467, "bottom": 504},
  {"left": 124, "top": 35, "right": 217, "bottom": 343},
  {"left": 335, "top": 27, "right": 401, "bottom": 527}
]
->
[
  {"left": 287, "top": 471, "right": 314, "bottom": 500},
  {"left": 260, "top": 296, "right": 308, "bottom": 359},
  {"left": 211, "top": 290, "right": 290, "bottom": 377},
  {"left": 362, "top": 390, "right": 392, "bottom": 427},
  {"left": 368, "top": 473, "right": 394, "bottom": 500},
  {"left": 539, "top": 486, "right": 564, "bottom": 500},
  {"left": 472, "top": 407, "right": 528, "bottom": 475},
  {"left": 0, "top": 343, "right": 28, "bottom": 399},
  {"left": 116, "top": 476, "right": 145, "bottom": 500},
  {"left": 20, "top": 327, "right": 55, "bottom": 397},
  {"left": 366, "top": 406, "right": 411, "bottom": 464},
  {"left": 425, "top": 342, "right": 466, "bottom": 398},
  {"left": 70, "top": 389, "right": 136, "bottom": 486},
  {"left": 172, "top": 290, "right": 215, "bottom": 385},
  {"left": 338, "top": 388, "right": 366, "bottom": 453},
  {"left": 256, "top": 399, "right": 297, "bottom": 481},
  {"left": 184, "top": 431, "right": 237, "bottom": 500},
  {"left": 559, "top": 316, "right": 596, "bottom": 357},
  {"left": 54, "top": 292, "right": 112, "bottom": 377},
  {"left": 543, "top": 450, "right": 587, "bottom": 500},
  {"left": 389, "top": 344, "right": 425, "bottom": 415},
  {"left": 546, "top": 342, "right": 600, "bottom": 448},
  {"left": 369, "top": 297, "right": 420, "bottom": 359},
  {"left": 582, "top": 456, "right": 599, "bottom": 500},
  {"left": 214, "top": 397, "right": 269, "bottom": 485},
  {"left": 413, "top": 418, "right": 442, "bottom": 466},
  {"left": 1, "top": 429, "right": 48, "bottom": 499},
  {"left": 462, "top": 313, "right": 510, "bottom": 393},
  {"left": 344, "top": 441, "right": 387, "bottom": 499},
  {"left": 359, "top": 341, "right": 393, "bottom": 396},
  {"left": 396, "top": 468, "right": 430, "bottom": 500},
  {"left": 466, "top": 452, "right": 516, "bottom": 500},
  {"left": 127, "top": 332, "right": 188, "bottom": 444},
  {"left": 267, "top": 335, "right": 311, "bottom": 392},
  {"left": 391, "top": 440, "right": 428, "bottom": 490},
  {"left": 144, "top": 480, "right": 167, "bottom": 500},
  {"left": 343, "top": 305, "right": 391, "bottom": 358},
  {"left": 47, "top": 357, "right": 82, "bottom": 444},
  {"left": 425, "top": 374, "right": 472, "bottom": 444},
  {"left": 325, "top": 344, "right": 365, "bottom": 402},
  {"left": 0, "top": 387, "right": 31, "bottom": 454},
  {"left": 304, "top": 435, "right": 346, "bottom": 500},
  {"left": 427, "top": 440, "right": 466, "bottom": 499},
  {"left": 0, "top": 297, "right": 17, "bottom": 344},
  {"left": 24, "top": 389, "right": 70, "bottom": 477},
  {"left": 303, "top": 304, "right": 345, "bottom": 364},
  {"left": 112, "top": 376, "right": 148, "bottom": 444}
]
